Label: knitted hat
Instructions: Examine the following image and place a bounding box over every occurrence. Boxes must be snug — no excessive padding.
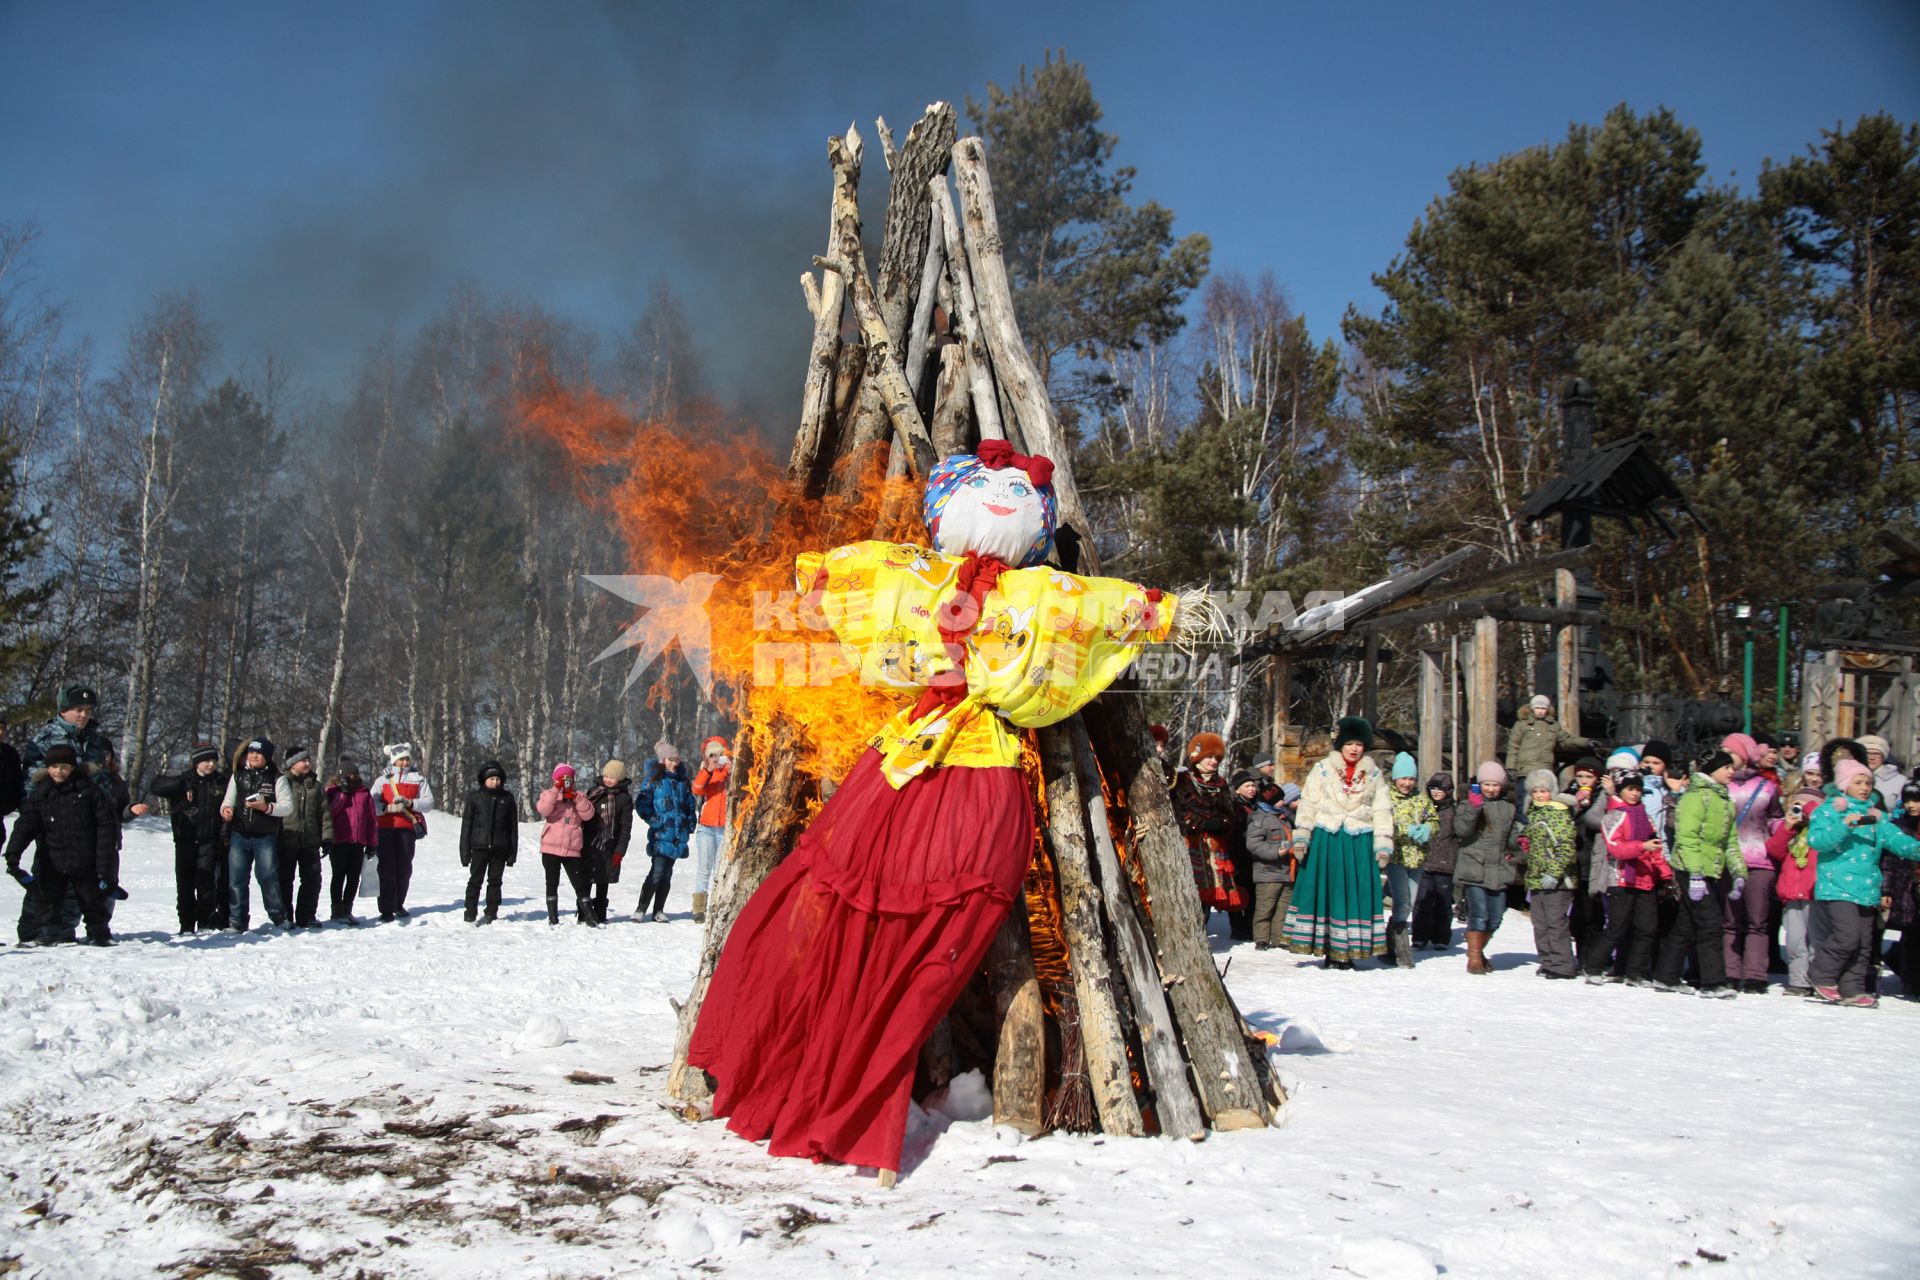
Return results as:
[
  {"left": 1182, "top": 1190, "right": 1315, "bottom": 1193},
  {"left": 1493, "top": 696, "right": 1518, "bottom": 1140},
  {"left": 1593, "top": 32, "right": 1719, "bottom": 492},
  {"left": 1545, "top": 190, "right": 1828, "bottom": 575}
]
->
[
  {"left": 1279, "top": 782, "right": 1301, "bottom": 805},
  {"left": 700, "top": 735, "right": 729, "bottom": 758},
  {"left": 1476, "top": 760, "right": 1507, "bottom": 786},
  {"left": 1721, "top": 733, "right": 1760, "bottom": 767},
  {"left": 1391, "top": 751, "right": 1417, "bottom": 780},
  {"left": 1425, "top": 772, "right": 1455, "bottom": 797},
  {"left": 1752, "top": 731, "right": 1776, "bottom": 749},
  {"left": 190, "top": 742, "right": 220, "bottom": 766},
  {"left": 1251, "top": 751, "right": 1276, "bottom": 771},
  {"left": 1818, "top": 737, "right": 1865, "bottom": 768},
  {"left": 1529, "top": 694, "right": 1552, "bottom": 711},
  {"left": 1525, "top": 768, "right": 1558, "bottom": 794},
  {"left": 552, "top": 763, "right": 576, "bottom": 783},
  {"left": 1639, "top": 739, "right": 1673, "bottom": 767},
  {"left": 1230, "top": 769, "right": 1261, "bottom": 791},
  {"left": 244, "top": 738, "right": 275, "bottom": 761},
  {"left": 1572, "top": 755, "right": 1604, "bottom": 777},
  {"left": 602, "top": 759, "right": 628, "bottom": 781},
  {"left": 1186, "top": 731, "right": 1226, "bottom": 763},
  {"left": 43, "top": 744, "right": 77, "bottom": 767},
  {"left": 477, "top": 760, "right": 506, "bottom": 784},
  {"left": 1700, "top": 749, "right": 1736, "bottom": 776},
  {"left": 1834, "top": 758, "right": 1872, "bottom": 790},
  {"left": 1858, "top": 734, "right": 1891, "bottom": 758},
  {"left": 1902, "top": 780, "right": 1920, "bottom": 805},
  {"left": 283, "top": 746, "right": 311, "bottom": 769},
  {"left": 338, "top": 755, "right": 361, "bottom": 778},
  {"left": 1616, "top": 771, "right": 1646, "bottom": 795},
  {"left": 1332, "top": 716, "right": 1374, "bottom": 750},
  {"left": 385, "top": 741, "right": 413, "bottom": 764},
  {"left": 1801, "top": 752, "right": 1823, "bottom": 774},
  {"left": 1606, "top": 748, "right": 1641, "bottom": 771}
]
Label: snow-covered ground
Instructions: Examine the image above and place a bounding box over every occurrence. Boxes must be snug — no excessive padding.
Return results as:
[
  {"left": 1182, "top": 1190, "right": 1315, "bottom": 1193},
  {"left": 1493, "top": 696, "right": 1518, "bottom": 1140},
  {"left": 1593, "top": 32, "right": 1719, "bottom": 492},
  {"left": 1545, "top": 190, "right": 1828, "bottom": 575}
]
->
[{"left": 2, "top": 818, "right": 1917, "bottom": 1278}]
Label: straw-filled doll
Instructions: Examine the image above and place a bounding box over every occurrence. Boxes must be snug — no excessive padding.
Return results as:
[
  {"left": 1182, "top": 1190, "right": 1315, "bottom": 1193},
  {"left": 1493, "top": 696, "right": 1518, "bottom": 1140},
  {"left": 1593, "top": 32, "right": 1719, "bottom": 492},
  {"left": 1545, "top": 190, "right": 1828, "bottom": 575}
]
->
[{"left": 689, "top": 441, "right": 1202, "bottom": 1174}]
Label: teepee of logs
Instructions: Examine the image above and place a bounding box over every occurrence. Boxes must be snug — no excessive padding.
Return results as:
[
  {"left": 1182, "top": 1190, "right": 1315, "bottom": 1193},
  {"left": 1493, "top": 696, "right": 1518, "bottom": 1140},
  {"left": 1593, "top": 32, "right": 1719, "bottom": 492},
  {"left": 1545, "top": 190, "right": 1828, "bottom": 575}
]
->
[{"left": 666, "top": 102, "right": 1280, "bottom": 1146}]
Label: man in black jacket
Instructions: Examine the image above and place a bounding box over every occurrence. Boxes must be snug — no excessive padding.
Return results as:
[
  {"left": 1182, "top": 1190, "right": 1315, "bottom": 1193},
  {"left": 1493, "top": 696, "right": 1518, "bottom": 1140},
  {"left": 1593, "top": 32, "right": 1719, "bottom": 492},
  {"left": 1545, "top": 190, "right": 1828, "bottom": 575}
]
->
[
  {"left": 152, "top": 743, "right": 229, "bottom": 933},
  {"left": 459, "top": 761, "right": 519, "bottom": 924},
  {"left": 276, "top": 747, "right": 333, "bottom": 928},
  {"left": 4, "top": 744, "right": 119, "bottom": 946}
]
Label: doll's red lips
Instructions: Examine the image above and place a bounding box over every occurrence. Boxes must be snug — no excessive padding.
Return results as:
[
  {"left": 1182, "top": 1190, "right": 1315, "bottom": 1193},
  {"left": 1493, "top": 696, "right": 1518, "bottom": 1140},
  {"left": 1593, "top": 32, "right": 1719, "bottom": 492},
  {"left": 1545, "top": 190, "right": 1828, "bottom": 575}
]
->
[{"left": 985, "top": 503, "right": 1015, "bottom": 516}]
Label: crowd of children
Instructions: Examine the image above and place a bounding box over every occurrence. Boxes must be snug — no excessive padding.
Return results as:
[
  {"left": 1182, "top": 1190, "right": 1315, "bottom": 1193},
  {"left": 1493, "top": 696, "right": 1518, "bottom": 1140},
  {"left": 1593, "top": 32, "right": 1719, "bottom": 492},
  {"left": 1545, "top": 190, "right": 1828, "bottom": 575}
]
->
[{"left": 1170, "top": 715, "right": 1920, "bottom": 1008}]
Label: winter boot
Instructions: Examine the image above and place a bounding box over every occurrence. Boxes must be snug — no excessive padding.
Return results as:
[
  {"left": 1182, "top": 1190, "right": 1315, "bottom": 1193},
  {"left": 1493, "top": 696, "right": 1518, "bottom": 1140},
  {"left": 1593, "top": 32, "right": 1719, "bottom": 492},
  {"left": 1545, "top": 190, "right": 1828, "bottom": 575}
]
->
[
  {"left": 577, "top": 897, "right": 596, "bottom": 926},
  {"left": 480, "top": 909, "right": 496, "bottom": 925},
  {"left": 1391, "top": 923, "right": 1414, "bottom": 969},
  {"left": 547, "top": 894, "right": 560, "bottom": 926},
  {"left": 1466, "top": 930, "right": 1491, "bottom": 975},
  {"left": 464, "top": 908, "right": 477, "bottom": 923},
  {"left": 692, "top": 892, "right": 707, "bottom": 923}
]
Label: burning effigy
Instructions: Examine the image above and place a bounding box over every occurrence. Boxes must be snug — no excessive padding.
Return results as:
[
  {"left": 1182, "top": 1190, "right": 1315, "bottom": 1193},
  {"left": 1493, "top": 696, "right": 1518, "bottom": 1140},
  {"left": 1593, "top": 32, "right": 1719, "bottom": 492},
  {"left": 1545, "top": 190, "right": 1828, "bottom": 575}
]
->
[{"left": 524, "top": 102, "right": 1282, "bottom": 1178}]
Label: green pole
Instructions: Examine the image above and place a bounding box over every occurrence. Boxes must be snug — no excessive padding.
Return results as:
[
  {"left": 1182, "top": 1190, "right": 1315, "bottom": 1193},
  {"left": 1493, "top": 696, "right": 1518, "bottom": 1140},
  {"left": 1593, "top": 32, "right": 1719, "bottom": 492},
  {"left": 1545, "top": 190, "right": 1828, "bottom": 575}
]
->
[
  {"left": 1743, "top": 636, "right": 1755, "bottom": 734},
  {"left": 1776, "top": 604, "right": 1789, "bottom": 729}
]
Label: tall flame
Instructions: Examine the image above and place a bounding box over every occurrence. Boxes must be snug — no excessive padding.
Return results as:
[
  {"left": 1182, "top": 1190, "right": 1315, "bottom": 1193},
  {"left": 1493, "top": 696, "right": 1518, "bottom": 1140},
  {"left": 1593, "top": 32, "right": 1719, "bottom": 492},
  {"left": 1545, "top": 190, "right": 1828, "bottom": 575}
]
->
[{"left": 515, "top": 382, "right": 923, "bottom": 787}]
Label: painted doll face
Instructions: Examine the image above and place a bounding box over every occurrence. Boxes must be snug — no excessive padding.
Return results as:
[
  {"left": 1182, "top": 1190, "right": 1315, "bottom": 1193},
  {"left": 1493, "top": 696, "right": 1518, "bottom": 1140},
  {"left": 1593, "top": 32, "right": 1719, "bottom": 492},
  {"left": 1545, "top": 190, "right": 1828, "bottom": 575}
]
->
[{"left": 931, "top": 467, "right": 1047, "bottom": 564}]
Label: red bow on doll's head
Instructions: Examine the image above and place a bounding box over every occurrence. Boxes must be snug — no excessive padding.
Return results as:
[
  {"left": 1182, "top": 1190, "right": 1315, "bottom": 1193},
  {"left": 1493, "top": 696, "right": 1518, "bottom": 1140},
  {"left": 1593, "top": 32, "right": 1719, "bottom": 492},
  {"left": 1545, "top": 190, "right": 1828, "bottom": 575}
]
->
[{"left": 975, "top": 439, "right": 1055, "bottom": 489}]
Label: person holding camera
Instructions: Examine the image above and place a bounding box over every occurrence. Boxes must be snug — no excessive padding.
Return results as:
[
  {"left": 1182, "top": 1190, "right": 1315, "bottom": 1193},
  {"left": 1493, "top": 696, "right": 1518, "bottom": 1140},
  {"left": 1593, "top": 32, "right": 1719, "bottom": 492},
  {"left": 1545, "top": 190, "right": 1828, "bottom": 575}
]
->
[
  {"left": 536, "top": 763, "right": 595, "bottom": 925},
  {"left": 370, "top": 743, "right": 433, "bottom": 921},
  {"left": 1768, "top": 780, "right": 1827, "bottom": 995},
  {"left": 325, "top": 758, "right": 376, "bottom": 924},
  {"left": 688, "top": 737, "right": 730, "bottom": 923},
  {"left": 221, "top": 738, "right": 293, "bottom": 930},
  {"left": 151, "top": 742, "right": 228, "bottom": 932},
  {"left": 1807, "top": 758, "right": 1920, "bottom": 1006}
]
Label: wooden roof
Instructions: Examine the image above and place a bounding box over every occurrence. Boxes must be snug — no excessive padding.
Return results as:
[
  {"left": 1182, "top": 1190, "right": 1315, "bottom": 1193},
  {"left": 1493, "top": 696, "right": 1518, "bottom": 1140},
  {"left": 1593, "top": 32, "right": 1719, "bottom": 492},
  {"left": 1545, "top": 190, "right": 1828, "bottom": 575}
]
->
[{"left": 1514, "top": 432, "right": 1706, "bottom": 538}]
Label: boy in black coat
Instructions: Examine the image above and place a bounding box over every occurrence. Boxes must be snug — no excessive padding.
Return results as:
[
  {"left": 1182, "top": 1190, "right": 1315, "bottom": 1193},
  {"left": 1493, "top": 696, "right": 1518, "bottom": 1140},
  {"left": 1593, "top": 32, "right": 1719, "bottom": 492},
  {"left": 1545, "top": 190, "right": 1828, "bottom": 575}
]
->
[
  {"left": 4, "top": 744, "right": 119, "bottom": 946},
  {"left": 152, "top": 743, "right": 229, "bottom": 933},
  {"left": 459, "top": 761, "right": 519, "bottom": 923}
]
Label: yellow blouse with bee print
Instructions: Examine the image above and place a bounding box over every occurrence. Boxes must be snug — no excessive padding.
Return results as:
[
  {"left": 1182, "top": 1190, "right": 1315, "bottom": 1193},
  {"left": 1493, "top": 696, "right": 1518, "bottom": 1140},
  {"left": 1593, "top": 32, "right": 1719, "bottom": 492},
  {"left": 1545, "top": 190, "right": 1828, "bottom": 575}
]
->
[{"left": 797, "top": 540, "right": 1177, "bottom": 788}]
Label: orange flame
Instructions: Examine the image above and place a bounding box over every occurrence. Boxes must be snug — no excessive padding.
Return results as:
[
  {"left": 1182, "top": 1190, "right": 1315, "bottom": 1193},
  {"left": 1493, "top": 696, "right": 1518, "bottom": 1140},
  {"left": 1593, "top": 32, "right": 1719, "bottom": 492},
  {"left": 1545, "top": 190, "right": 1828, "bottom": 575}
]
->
[{"left": 514, "top": 382, "right": 922, "bottom": 788}]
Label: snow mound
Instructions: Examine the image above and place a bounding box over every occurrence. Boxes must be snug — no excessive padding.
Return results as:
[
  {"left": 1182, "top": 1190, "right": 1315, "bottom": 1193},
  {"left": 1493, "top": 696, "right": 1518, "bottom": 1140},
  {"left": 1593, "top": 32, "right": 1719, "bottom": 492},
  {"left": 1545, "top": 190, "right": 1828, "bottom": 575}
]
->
[
  {"left": 1275, "top": 1016, "right": 1352, "bottom": 1054},
  {"left": 925, "top": 1069, "right": 993, "bottom": 1122},
  {"left": 513, "top": 1013, "right": 569, "bottom": 1050},
  {"left": 655, "top": 1207, "right": 743, "bottom": 1258},
  {"left": 1337, "top": 1236, "right": 1439, "bottom": 1280}
]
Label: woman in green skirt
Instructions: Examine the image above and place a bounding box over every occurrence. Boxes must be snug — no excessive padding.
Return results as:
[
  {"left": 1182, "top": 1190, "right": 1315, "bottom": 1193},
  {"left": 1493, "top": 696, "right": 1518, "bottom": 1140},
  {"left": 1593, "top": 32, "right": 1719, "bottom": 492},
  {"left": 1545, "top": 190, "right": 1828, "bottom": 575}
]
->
[{"left": 1283, "top": 717, "right": 1395, "bottom": 968}]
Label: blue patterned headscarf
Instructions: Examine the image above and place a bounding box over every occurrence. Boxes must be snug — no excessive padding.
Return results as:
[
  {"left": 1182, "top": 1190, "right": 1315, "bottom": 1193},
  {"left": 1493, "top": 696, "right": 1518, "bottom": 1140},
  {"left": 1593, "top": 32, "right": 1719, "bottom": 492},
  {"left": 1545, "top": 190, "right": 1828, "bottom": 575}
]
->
[{"left": 922, "top": 443, "right": 1058, "bottom": 568}]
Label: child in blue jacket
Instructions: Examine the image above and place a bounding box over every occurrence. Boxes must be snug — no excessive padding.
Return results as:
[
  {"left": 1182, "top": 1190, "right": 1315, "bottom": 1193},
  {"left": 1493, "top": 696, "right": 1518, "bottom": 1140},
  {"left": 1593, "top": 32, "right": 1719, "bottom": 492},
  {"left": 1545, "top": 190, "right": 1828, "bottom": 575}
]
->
[{"left": 635, "top": 745, "right": 698, "bottom": 922}]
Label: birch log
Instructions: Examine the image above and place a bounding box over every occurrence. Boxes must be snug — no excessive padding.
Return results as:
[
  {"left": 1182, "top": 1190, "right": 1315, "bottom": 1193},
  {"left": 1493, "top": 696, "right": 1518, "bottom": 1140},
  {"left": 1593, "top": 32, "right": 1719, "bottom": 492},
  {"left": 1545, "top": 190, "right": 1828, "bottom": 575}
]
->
[
  {"left": 902, "top": 198, "right": 946, "bottom": 398},
  {"left": 1067, "top": 719, "right": 1207, "bottom": 1139},
  {"left": 951, "top": 138, "right": 1088, "bottom": 536},
  {"left": 1084, "top": 698, "right": 1270, "bottom": 1130},
  {"left": 933, "top": 176, "right": 1005, "bottom": 443},
  {"left": 790, "top": 127, "right": 862, "bottom": 489},
  {"left": 815, "top": 253, "right": 938, "bottom": 476},
  {"left": 1037, "top": 726, "right": 1146, "bottom": 1137},
  {"left": 873, "top": 103, "right": 956, "bottom": 347},
  {"left": 929, "top": 340, "right": 972, "bottom": 456},
  {"left": 984, "top": 906, "right": 1048, "bottom": 1136}
]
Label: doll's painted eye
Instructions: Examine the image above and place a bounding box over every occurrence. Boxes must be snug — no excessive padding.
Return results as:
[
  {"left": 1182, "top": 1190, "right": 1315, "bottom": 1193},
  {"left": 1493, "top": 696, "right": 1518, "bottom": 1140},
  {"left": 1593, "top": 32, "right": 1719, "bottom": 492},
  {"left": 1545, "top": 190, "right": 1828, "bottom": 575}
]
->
[
  {"left": 965, "top": 475, "right": 990, "bottom": 489},
  {"left": 1007, "top": 481, "right": 1031, "bottom": 497}
]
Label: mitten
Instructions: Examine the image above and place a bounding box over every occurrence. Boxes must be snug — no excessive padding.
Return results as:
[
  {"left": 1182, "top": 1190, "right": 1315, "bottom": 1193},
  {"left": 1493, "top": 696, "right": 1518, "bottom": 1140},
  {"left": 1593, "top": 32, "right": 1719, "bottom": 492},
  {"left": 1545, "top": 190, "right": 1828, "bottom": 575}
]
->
[
  {"left": 1408, "top": 822, "right": 1433, "bottom": 844},
  {"left": 460, "top": 853, "right": 471, "bottom": 869},
  {"left": 7, "top": 864, "right": 30, "bottom": 887},
  {"left": 1728, "top": 878, "right": 1746, "bottom": 902},
  {"left": 99, "top": 879, "right": 130, "bottom": 901},
  {"left": 1469, "top": 790, "right": 1484, "bottom": 808},
  {"left": 1687, "top": 877, "right": 1708, "bottom": 902},
  {"left": 1537, "top": 874, "right": 1557, "bottom": 891},
  {"left": 1517, "top": 835, "right": 1531, "bottom": 854}
]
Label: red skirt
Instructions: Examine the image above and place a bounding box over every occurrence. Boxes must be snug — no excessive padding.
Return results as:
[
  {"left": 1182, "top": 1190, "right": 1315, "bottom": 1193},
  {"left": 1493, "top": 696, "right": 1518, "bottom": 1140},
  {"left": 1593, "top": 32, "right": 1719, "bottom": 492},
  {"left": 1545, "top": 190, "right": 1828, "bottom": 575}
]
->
[{"left": 687, "top": 749, "right": 1034, "bottom": 1171}]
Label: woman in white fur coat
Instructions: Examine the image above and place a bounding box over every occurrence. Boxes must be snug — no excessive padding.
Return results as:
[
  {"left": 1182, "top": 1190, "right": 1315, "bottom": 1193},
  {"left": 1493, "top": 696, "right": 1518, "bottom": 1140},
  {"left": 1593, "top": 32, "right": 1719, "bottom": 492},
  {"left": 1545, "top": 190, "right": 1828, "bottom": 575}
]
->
[{"left": 1282, "top": 716, "right": 1395, "bottom": 968}]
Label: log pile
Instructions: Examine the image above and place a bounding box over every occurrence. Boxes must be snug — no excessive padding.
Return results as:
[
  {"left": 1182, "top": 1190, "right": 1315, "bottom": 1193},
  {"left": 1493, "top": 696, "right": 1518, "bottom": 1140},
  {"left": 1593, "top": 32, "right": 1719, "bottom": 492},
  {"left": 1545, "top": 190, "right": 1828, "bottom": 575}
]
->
[{"left": 666, "top": 102, "right": 1280, "bottom": 1148}]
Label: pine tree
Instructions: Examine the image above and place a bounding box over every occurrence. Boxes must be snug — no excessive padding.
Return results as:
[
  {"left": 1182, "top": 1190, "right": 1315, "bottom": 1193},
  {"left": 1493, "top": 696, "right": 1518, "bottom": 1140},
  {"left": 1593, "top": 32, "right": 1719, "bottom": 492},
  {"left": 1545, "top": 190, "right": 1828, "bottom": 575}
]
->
[{"left": 0, "top": 434, "right": 52, "bottom": 688}]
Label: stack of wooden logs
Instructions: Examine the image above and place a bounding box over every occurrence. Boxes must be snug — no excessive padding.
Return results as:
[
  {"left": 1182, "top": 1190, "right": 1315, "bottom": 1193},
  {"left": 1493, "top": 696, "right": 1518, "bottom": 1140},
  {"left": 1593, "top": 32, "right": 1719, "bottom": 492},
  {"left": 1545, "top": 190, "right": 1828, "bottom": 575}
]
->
[{"left": 666, "top": 102, "right": 1280, "bottom": 1146}]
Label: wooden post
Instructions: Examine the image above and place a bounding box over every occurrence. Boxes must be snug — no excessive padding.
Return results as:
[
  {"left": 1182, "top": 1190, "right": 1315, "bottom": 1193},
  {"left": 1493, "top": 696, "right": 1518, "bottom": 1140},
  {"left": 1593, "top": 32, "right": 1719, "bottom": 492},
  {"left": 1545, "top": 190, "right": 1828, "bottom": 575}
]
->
[
  {"left": 1555, "top": 567, "right": 1580, "bottom": 738},
  {"left": 1418, "top": 648, "right": 1443, "bottom": 782},
  {"left": 1362, "top": 631, "right": 1380, "bottom": 726},
  {"left": 1469, "top": 616, "right": 1499, "bottom": 770}
]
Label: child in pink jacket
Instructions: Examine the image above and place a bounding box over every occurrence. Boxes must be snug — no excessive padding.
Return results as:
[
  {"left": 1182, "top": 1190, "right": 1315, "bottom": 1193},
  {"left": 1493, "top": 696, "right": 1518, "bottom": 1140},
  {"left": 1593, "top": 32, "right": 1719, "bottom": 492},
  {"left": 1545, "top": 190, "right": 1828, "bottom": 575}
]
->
[
  {"left": 536, "top": 764, "right": 596, "bottom": 926},
  {"left": 1598, "top": 773, "right": 1664, "bottom": 984},
  {"left": 1768, "top": 785, "right": 1825, "bottom": 995}
]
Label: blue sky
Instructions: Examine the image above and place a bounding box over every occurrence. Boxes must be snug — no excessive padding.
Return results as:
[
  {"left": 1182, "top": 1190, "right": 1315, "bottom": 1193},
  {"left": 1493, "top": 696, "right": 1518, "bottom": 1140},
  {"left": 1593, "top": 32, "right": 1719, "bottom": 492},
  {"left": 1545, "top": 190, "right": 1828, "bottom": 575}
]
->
[{"left": 4, "top": 0, "right": 1916, "bottom": 423}]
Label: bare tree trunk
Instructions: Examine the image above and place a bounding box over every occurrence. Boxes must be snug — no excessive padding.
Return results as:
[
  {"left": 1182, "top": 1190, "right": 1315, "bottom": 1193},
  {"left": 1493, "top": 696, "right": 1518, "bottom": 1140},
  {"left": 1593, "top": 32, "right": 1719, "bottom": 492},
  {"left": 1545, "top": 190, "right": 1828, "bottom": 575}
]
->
[{"left": 123, "top": 346, "right": 175, "bottom": 787}]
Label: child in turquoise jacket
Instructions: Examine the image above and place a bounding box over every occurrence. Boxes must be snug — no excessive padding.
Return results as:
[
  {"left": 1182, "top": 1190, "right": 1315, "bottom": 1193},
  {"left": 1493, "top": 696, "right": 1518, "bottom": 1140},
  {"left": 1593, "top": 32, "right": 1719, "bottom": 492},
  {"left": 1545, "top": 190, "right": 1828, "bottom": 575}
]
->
[{"left": 1807, "top": 758, "right": 1920, "bottom": 1006}]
